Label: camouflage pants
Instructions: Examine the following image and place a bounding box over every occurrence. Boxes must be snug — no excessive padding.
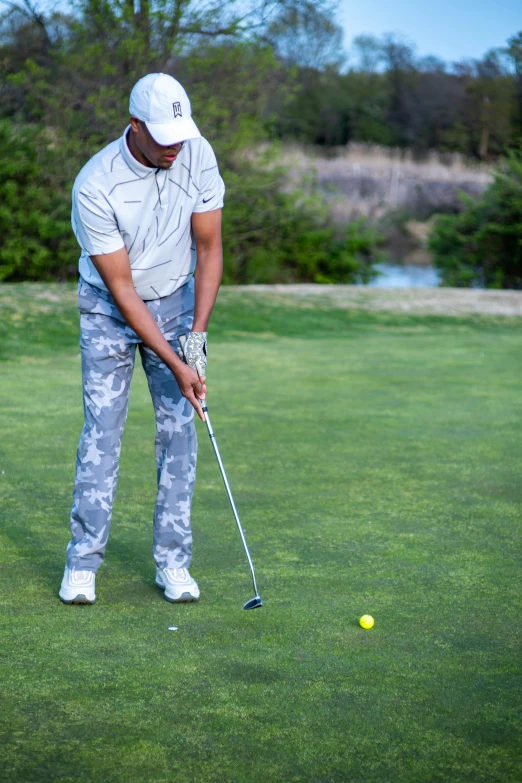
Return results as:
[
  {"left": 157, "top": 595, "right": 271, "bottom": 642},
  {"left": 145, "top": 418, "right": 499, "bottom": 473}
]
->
[{"left": 66, "top": 277, "right": 197, "bottom": 572}]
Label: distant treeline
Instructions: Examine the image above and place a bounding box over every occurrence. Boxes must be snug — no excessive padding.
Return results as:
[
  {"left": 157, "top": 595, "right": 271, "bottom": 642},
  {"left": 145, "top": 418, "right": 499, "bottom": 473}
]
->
[
  {"left": 273, "top": 31, "right": 522, "bottom": 161},
  {"left": 2, "top": 1, "right": 520, "bottom": 160},
  {"left": 0, "top": 1, "right": 520, "bottom": 287}
]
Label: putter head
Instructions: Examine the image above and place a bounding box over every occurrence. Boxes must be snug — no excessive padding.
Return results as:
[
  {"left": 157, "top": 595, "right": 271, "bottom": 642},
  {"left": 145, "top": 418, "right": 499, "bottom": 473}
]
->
[{"left": 243, "top": 595, "right": 263, "bottom": 610}]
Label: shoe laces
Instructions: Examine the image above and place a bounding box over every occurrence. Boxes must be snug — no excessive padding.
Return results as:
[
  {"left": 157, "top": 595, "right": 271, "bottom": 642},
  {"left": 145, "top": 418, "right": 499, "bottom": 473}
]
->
[
  {"left": 72, "top": 569, "right": 92, "bottom": 583},
  {"left": 165, "top": 568, "right": 189, "bottom": 580}
]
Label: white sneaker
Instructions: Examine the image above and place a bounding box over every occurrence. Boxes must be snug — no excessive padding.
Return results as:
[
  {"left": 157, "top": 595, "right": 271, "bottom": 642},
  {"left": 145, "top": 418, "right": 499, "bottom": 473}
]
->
[
  {"left": 59, "top": 567, "right": 96, "bottom": 604},
  {"left": 156, "top": 567, "right": 200, "bottom": 603}
]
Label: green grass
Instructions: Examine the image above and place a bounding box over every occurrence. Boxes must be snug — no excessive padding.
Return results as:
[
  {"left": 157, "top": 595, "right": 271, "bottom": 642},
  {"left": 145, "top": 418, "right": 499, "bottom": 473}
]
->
[{"left": 0, "top": 283, "right": 521, "bottom": 783}]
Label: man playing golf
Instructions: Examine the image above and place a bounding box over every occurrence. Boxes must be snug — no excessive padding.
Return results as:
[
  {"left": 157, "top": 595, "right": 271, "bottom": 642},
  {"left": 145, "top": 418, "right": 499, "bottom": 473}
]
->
[{"left": 59, "top": 73, "right": 224, "bottom": 605}]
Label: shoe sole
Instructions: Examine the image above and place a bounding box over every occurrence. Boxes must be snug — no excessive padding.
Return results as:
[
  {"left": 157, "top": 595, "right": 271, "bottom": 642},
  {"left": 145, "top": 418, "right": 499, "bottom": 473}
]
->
[
  {"left": 156, "top": 582, "right": 199, "bottom": 603},
  {"left": 164, "top": 591, "right": 199, "bottom": 603},
  {"left": 59, "top": 594, "right": 96, "bottom": 605}
]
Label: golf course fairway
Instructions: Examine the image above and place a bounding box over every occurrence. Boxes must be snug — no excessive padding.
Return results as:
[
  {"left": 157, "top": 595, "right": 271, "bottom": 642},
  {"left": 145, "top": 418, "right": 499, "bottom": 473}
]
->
[{"left": 1, "top": 284, "right": 520, "bottom": 783}]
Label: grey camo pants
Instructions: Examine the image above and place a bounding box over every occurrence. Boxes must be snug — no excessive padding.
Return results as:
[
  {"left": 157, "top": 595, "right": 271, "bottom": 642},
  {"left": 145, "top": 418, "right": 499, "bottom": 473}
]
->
[{"left": 66, "top": 277, "right": 197, "bottom": 572}]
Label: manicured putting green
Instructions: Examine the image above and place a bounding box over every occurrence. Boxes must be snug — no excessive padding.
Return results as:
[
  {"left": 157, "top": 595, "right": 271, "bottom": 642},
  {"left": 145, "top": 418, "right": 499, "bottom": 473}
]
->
[{"left": 0, "top": 284, "right": 521, "bottom": 782}]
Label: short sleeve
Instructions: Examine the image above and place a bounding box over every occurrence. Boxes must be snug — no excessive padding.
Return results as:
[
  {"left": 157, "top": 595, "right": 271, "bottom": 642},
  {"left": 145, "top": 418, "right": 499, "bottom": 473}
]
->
[
  {"left": 193, "top": 143, "right": 225, "bottom": 213},
  {"left": 72, "top": 186, "right": 125, "bottom": 256}
]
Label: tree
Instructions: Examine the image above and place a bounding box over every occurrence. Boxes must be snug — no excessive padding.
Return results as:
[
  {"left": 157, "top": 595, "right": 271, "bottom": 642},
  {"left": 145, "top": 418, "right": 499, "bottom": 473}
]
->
[
  {"left": 506, "top": 31, "right": 522, "bottom": 136},
  {"left": 0, "top": 0, "right": 294, "bottom": 148},
  {"left": 266, "top": 0, "right": 344, "bottom": 70},
  {"left": 429, "top": 148, "right": 522, "bottom": 289},
  {"left": 351, "top": 34, "right": 382, "bottom": 73}
]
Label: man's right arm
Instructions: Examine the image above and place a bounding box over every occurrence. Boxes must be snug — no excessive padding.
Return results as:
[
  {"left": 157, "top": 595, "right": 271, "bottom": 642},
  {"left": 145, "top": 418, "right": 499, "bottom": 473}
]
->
[{"left": 89, "top": 247, "right": 207, "bottom": 420}]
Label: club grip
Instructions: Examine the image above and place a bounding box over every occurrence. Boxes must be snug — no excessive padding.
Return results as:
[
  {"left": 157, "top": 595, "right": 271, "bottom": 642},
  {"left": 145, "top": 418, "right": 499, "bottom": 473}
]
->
[{"left": 178, "top": 333, "right": 205, "bottom": 380}]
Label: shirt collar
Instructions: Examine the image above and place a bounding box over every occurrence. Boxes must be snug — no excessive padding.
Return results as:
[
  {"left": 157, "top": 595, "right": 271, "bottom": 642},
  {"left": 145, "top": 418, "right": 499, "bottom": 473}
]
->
[{"left": 119, "top": 125, "right": 156, "bottom": 178}]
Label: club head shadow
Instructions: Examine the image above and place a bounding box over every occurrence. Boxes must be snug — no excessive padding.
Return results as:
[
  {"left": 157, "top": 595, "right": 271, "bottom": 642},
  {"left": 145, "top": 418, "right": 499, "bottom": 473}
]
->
[{"left": 243, "top": 595, "right": 263, "bottom": 610}]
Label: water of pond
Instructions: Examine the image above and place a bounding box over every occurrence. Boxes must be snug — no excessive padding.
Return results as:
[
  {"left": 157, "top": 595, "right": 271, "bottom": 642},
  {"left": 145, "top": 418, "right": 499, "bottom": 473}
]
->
[{"left": 368, "top": 262, "right": 441, "bottom": 288}]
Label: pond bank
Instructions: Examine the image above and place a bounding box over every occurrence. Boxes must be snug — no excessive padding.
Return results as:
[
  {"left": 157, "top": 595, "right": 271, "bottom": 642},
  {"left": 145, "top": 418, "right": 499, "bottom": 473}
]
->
[
  {"left": 1, "top": 282, "right": 521, "bottom": 318},
  {"left": 230, "top": 285, "right": 522, "bottom": 318}
]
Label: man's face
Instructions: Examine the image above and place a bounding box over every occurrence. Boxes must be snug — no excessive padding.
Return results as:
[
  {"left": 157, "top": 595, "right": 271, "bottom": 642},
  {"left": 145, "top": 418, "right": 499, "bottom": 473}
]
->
[{"left": 129, "top": 117, "right": 184, "bottom": 169}]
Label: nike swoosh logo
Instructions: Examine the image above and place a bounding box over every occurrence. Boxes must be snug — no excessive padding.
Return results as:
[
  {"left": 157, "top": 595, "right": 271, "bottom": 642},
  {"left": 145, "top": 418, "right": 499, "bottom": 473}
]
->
[{"left": 202, "top": 196, "right": 214, "bottom": 204}]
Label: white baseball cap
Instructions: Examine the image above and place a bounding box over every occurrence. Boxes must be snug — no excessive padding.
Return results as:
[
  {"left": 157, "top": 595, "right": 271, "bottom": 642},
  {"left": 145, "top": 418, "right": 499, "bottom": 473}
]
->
[{"left": 129, "top": 73, "right": 201, "bottom": 146}]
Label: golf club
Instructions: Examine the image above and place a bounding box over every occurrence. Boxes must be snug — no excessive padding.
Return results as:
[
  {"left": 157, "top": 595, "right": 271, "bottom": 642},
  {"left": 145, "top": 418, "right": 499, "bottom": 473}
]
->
[{"left": 178, "top": 335, "right": 262, "bottom": 611}]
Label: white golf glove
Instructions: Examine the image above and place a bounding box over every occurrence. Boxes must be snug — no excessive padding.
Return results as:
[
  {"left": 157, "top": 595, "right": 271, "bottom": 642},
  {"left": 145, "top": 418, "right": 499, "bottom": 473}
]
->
[{"left": 183, "top": 331, "right": 208, "bottom": 377}]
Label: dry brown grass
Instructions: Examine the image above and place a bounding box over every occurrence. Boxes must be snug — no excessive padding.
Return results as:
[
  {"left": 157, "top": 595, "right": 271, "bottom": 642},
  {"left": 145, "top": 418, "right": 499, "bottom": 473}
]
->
[
  {"left": 230, "top": 284, "right": 522, "bottom": 317},
  {"left": 272, "top": 142, "right": 493, "bottom": 222}
]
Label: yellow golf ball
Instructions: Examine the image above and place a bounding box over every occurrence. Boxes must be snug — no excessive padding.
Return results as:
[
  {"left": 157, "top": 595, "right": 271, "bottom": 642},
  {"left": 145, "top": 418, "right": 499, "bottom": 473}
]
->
[{"left": 359, "top": 615, "right": 374, "bottom": 629}]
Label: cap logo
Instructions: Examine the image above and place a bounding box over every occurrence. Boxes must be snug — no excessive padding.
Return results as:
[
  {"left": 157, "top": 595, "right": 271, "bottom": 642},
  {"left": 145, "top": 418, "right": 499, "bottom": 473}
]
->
[{"left": 173, "top": 102, "right": 182, "bottom": 118}]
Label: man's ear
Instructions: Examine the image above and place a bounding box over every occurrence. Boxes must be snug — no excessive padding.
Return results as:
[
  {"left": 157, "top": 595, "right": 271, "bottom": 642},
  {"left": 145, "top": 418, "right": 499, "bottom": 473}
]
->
[{"left": 129, "top": 116, "right": 140, "bottom": 133}]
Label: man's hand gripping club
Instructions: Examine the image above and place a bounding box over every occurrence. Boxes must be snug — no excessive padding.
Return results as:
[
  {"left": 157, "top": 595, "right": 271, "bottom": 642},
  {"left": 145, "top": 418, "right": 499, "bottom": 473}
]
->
[
  {"left": 178, "top": 333, "right": 207, "bottom": 408},
  {"left": 174, "top": 358, "right": 207, "bottom": 421}
]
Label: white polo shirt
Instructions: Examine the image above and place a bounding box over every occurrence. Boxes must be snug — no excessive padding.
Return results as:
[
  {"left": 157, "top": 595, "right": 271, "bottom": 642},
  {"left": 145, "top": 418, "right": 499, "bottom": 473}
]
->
[{"left": 71, "top": 127, "right": 225, "bottom": 300}]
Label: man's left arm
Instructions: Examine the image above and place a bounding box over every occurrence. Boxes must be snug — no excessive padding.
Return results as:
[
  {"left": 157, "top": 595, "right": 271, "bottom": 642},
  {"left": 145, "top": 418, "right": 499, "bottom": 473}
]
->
[
  {"left": 188, "top": 208, "right": 223, "bottom": 377},
  {"left": 192, "top": 207, "right": 222, "bottom": 331}
]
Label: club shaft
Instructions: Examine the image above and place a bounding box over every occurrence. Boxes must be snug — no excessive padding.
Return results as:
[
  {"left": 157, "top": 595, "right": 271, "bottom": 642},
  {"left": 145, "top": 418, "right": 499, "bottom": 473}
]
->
[{"left": 202, "top": 403, "right": 260, "bottom": 597}]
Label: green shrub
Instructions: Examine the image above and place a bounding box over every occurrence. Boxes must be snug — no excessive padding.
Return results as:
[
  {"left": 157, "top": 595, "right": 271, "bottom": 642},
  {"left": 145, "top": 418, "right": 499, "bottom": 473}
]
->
[
  {"left": 0, "top": 120, "right": 381, "bottom": 285},
  {"left": 0, "top": 121, "right": 78, "bottom": 282},
  {"left": 429, "top": 148, "right": 522, "bottom": 289},
  {"left": 222, "top": 162, "right": 382, "bottom": 284}
]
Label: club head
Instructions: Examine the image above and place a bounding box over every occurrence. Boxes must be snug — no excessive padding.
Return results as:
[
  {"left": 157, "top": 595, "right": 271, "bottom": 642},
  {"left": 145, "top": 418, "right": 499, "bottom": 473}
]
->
[{"left": 243, "top": 595, "right": 263, "bottom": 610}]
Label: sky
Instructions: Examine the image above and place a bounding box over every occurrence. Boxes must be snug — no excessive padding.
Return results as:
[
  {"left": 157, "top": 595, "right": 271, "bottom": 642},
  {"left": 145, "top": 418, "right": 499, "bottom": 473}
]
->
[{"left": 338, "top": 0, "right": 521, "bottom": 64}]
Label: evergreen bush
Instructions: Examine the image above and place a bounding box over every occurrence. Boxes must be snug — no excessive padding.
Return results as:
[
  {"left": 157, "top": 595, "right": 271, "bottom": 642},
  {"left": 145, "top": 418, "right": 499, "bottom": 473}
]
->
[{"left": 429, "top": 148, "right": 522, "bottom": 288}]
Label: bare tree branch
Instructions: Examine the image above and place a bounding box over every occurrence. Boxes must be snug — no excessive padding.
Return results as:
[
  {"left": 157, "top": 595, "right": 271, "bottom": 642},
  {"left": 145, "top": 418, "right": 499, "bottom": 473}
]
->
[
  {"left": 177, "top": 24, "right": 239, "bottom": 36},
  {"left": 0, "top": 0, "right": 52, "bottom": 43}
]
